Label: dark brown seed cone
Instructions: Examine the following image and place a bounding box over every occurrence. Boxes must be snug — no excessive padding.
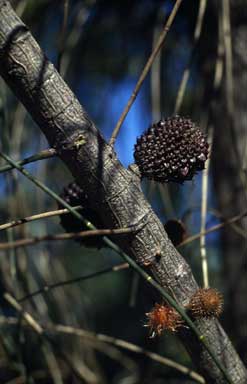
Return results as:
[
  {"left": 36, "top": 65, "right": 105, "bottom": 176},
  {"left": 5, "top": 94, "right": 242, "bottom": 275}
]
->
[
  {"left": 187, "top": 288, "right": 223, "bottom": 318},
  {"left": 58, "top": 182, "right": 105, "bottom": 248},
  {"left": 164, "top": 219, "right": 186, "bottom": 246},
  {"left": 134, "top": 115, "right": 209, "bottom": 183}
]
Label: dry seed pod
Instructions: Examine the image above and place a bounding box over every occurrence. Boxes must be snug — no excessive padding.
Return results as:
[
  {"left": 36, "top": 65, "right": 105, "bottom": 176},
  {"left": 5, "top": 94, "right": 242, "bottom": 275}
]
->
[
  {"left": 188, "top": 288, "right": 223, "bottom": 318},
  {"left": 134, "top": 115, "right": 209, "bottom": 183},
  {"left": 145, "top": 303, "right": 183, "bottom": 338},
  {"left": 58, "top": 182, "right": 105, "bottom": 248}
]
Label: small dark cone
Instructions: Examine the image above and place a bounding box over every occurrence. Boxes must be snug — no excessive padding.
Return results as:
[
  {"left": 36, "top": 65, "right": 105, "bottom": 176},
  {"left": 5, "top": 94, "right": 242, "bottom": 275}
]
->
[
  {"left": 164, "top": 219, "right": 186, "bottom": 246},
  {"left": 58, "top": 182, "right": 105, "bottom": 248},
  {"left": 134, "top": 115, "right": 209, "bottom": 183}
]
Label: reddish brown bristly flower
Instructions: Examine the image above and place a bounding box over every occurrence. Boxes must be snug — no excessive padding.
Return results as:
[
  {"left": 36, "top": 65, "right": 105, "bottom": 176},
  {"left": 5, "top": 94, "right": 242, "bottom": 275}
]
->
[
  {"left": 134, "top": 115, "right": 209, "bottom": 183},
  {"left": 188, "top": 288, "right": 223, "bottom": 318},
  {"left": 145, "top": 303, "right": 183, "bottom": 338}
]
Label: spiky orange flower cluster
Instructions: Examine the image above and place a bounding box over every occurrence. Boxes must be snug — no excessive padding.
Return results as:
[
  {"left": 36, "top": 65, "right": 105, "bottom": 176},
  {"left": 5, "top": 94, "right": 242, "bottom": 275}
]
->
[
  {"left": 188, "top": 288, "right": 223, "bottom": 318},
  {"left": 145, "top": 303, "right": 182, "bottom": 338}
]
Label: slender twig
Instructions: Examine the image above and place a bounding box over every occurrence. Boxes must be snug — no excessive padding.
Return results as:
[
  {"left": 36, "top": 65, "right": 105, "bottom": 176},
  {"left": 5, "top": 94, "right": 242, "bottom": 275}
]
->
[
  {"left": 213, "top": 9, "right": 224, "bottom": 90},
  {"left": 4, "top": 293, "right": 43, "bottom": 334},
  {"left": 0, "top": 206, "right": 81, "bottom": 231},
  {"left": 3, "top": 295, "right": 138, "bottom": 381},
  {"left": 121, "top": 269, "right": 233, "bottom": 383},
  {"left": 57, "top": 0, "right": 69, "bottom": 75},
  {"left": 200, "top": 125, "right": 213, "bottom": 288},
  {"left": 222, "top": 0, "right": 247, "bottom": 191},
  {"left": 62, "top": 5, "right": 92, "bottom": 77},
  {"left": 0, "top": 151, "right": 96, "bottom": 228},
  {"left": 179, "top": 209, "right": 247, "bottom": 247},
  {"left": 52, "top": 324, "right": 205, "bottom": 384},
  {"left": 4, "top": 271, "right": 233, "bottom": 383},
  {"left": 0, "top": 315, "right": 204, "bottom": 383},
  {"left": 4, "top": 371, "right": 48, "bottom": 384},
  {"left": 41, "top": 342, "right": 64, "bottom": 384},
  {"left": 0, "top": 148, "right": 56, "bottom": 174},
  {"left": 151, "top": 13, "right": 162, "bottom": 122},
  {"left": 0, "top": 3, "right": 241, "bottom": 380},
  {"left": 0, "top": 151, "right": 144, "bottom": 259},
  {"left": 174, "top": 0, "right": 207, "bottom": 113},
  {"left": 0, "top": 227, "right": 135, "bottom": 250},
  {"left": 109, "top": 0, "right": 183, "bottom": 147},
  {"left": 222, "top": 0, "right": 233, "bottom": 117},
  {"left": 0, "top": 152, "right": 233, "bottom": 383},
  {"left": 2, "top": 207, "right": 246, "bottom": 251},
  {"left": 19, "top": 263, "right": 129, "bottom": 302},
  {"left": 209, "top": 208, "right": 246, "bottom": 238},
  {"left": 3, "top": 293, "right": 100, "bottom": 384}
]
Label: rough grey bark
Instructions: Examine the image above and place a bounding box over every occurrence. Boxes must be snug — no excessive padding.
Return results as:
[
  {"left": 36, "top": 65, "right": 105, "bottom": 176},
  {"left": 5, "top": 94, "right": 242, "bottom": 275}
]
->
[
  {"left": 212, "top": 0, "right": 247, "bottom": 363},
  {"left": 0, "top": 1, "right": 246, "bottom": 382}
]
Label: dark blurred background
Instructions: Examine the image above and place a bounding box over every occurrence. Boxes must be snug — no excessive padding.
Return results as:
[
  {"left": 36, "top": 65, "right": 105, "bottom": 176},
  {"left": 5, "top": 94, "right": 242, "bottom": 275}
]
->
[{"left": 0, "top": 0, "right": 246, "bottom": 383}]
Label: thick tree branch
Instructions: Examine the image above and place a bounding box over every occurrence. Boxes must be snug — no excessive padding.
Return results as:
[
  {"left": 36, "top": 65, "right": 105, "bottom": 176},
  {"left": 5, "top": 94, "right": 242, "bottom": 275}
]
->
[{"left": 0, "top": 1, "right": 246, "bottom": 383}]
